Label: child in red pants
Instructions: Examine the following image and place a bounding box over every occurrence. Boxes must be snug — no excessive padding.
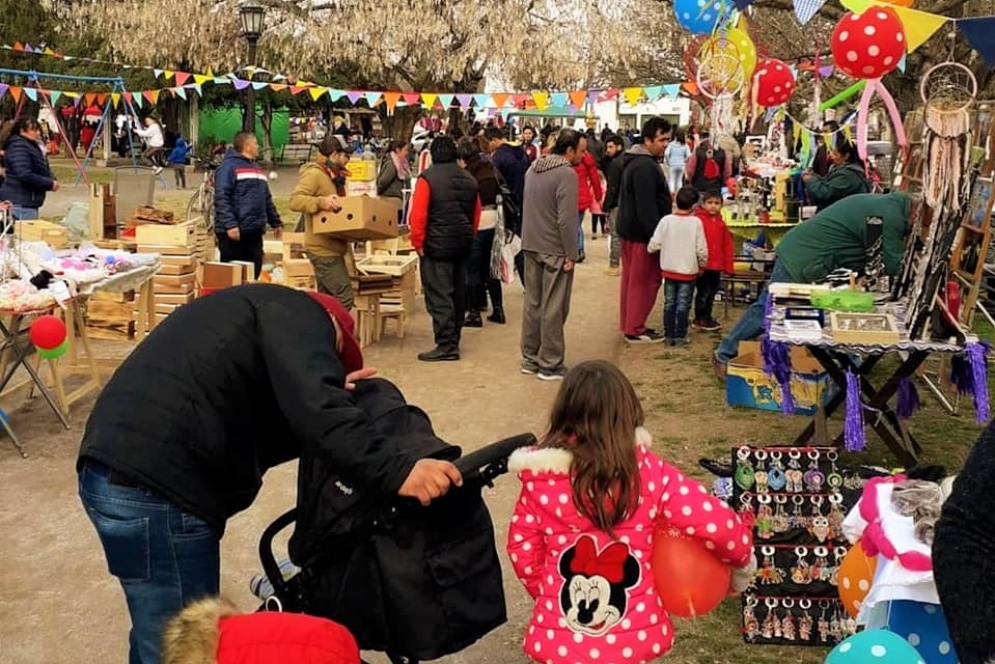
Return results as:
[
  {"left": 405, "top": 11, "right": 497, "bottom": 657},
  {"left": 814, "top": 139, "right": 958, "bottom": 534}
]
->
[{"left": 693, "top": 190, "right": 734, "bottom": 332}]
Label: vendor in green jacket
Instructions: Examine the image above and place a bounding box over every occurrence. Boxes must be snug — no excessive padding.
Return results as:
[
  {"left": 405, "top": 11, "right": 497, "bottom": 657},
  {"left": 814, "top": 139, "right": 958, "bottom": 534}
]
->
[
  {"left": 802, "top": 138, "right": 870, "bottom": 211},
  {"left": 713, "top": 192, "right": 910, "bottom": 375}
]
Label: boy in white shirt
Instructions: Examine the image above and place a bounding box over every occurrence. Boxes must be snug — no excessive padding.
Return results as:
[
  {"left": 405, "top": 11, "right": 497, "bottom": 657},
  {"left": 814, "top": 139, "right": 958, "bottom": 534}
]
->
[{"left": 648, "top": 185, "right": 708, "bottom": 346}]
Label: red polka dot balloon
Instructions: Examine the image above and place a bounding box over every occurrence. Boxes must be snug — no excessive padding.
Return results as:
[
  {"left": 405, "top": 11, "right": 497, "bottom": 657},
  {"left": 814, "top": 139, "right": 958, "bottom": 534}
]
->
[
  {"left": 753, "top": 58, "right": 795, "bottom": 107},
  {"left": 831, "top": 9, "right": 906, "bottom": 79}
]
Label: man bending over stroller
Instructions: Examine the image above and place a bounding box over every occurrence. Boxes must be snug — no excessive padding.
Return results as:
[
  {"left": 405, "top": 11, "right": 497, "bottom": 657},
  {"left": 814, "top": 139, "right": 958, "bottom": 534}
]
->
[{"left": 77, "top": 284, "right": 462, "bottom": 664}]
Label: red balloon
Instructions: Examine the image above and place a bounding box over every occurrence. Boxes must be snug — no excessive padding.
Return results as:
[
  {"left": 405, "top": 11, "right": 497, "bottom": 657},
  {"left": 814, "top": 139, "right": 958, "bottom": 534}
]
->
[
  {"left": 29, "top": 315, "right": 67, "bottom": 351},
  {"left": 652, "top": 527, "right": 731, "bottom": 618},
  {"left": 753, "top": 58, "right": 796, "bottom": 108},
  {"left": 831, "top": 9, "right": 906, "bottom": 80}
]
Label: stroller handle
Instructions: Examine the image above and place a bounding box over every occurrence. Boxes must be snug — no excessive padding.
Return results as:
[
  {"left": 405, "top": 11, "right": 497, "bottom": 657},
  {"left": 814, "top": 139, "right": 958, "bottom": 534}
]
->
[{"left": 454, "top": 432, "right": 536, "bottom": 477}]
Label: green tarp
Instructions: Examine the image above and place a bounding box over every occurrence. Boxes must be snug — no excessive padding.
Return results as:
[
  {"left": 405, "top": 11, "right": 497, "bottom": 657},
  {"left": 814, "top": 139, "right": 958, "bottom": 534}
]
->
[{"left": 198, "top": 107, "right": 290, "bottom": 152}]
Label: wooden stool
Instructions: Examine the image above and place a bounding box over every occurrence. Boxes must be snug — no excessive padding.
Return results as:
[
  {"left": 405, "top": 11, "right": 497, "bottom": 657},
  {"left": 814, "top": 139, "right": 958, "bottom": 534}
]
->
[
  {"left": 378, "top": 304, "right": 406, "bottom": 339},
  {"left": 353, "top": 293, "right": 382, "bottom": 348}
]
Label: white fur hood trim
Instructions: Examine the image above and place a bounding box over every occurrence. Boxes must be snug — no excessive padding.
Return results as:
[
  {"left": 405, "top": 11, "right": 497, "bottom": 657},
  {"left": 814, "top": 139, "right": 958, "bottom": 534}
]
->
[{"left": 508, "top": 427, "right": 653, "bottom": 474}]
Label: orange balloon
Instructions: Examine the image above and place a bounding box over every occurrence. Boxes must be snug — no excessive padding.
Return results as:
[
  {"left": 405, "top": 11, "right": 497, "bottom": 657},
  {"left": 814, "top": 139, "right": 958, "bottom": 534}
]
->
[
  {"left": 881, "top": 0, "right": 913, "bottom": 6},
  {"left": 837, "top": 542, "right": 877, "bottom": 618},
  {"left": 652, "top": 527, "right": 731, "bottom": 618}
]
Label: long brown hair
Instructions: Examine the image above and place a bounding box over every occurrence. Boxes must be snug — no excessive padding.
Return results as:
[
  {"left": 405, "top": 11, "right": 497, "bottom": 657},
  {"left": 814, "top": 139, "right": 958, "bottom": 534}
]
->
[{"left": 542, "top": 360, "right": 643, "bottom": 536}]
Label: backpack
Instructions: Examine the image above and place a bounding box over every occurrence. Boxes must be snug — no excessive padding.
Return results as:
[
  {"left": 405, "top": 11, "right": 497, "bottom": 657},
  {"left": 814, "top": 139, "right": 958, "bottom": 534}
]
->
[
  {"left": 263, "top": 378, "right": 507, "bottom": 662},
  {"left": 703, "top": 146, "right": 722, "bottom": 181}
]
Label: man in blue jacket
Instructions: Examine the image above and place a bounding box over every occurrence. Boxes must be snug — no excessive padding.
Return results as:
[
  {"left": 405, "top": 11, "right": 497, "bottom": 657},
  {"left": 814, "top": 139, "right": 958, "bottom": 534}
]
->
[{"left": 214, "top": 132, "right": 283, "bottom": 277}]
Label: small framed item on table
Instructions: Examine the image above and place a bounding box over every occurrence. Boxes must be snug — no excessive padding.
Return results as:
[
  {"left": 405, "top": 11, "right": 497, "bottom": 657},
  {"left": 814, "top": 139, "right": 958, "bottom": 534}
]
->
[{"left": 829, "top": 312, "right": 900, "bottom": 345}]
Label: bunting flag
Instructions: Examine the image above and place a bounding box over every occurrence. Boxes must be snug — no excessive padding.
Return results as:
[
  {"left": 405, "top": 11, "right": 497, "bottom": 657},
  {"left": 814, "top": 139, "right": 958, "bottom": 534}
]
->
[
  {"left": 568, "top": 90, "right": 587, "bottom": 108},
  {"left": 402, "top": 92, "right": 421, "bottom": 106},
  {"left": 491, "top": 93, "right": 509, "bottom": 108},
  {"left": 164, "top": 70, "right": 174, "bottom": 81},
  {"left": 49, "top": 89, "right": 61, "bottom": 105},
  {"left": 328, "top": 90, "right": 345, "bottom": 102},
  {"left": 309, "top": 87, "right": 327, "bottom": 101},
  {"left": 233, "top": 78, "right": 250, "bottom": 91},
  {"left": 383, "top": 91, "right": 401, "bottom": 113},
  {"left": 550, "top": 92, "right": 568, "bottom": 108},
  {"left": 663, "top": 84, "right": 681, "bottom": 98},
  {"left": 270, "top": 83, "right": 288, "bottom": 92},
  {"left": 588, "top": 89, "right": 600, "bottom": 105},
  {"left": 143, "top": 90, "right": 160, "bottom": 105},
  {"left": 289, "top": 85, "right": 307, "bottom": 95},
  {"left": 192, "top": 84, "right": 203, "bottom": 96},
  {"left": 111, "top": 92, "right": 121, "bottom": 108},
  {"left": 251, "top": 81, "right": 268, "bottom": 90},
  {"left": 24, "top": 87, "right": 37, "bottom": 102},
  {"left": 437, "top": 93, "right": 454, "bottom": 109},
  {"left": 456, "top": 93, "right": 473, "bottom": 108},
  {"left": 365, "top": 91, "right": 383, "bottom": 107},
  {"left": 622, "top": 87, "right": 643, "bottom": 106},
  {"left": 174, "top": 72, "right": 191, "bottom": 86},
  {"left": 473, "top": 93, "right": 490, "bottom": 108},
  {"left": 531, "top": 91, "right": 550, "bottom": 111},
  {"left": 193, "top": 73, "right": 212, "bottom": 86},
  {"left": 892, "top": 5, "right": 948, "bottom": 53},
  {"left": 956, "top": 16, "right": 995, "bottom": 65},
  {"left": 420, "top": 92, "right": 438, "bottom": 108},
  {"left": 153, "top": 68, "right": 163, "bottom": 78},
  {"left": 84, "top": 92, "right": 96, "bottom": 107},
  {"left": 793, "top": 0, "right": 828, "bottom": 25},
  {"left": 173, "top": 86, "right": 187, "bottom": 100},
  {"left": 133, "top": 94, "right": 144, "bottom": 109}
]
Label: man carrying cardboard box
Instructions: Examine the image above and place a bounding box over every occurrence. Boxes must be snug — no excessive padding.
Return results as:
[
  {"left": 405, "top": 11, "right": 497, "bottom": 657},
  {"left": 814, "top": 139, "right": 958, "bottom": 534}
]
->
[
  {"left": 290, "top": 134, "right": 355, "bottom": 309},
  {"left": 409, "top": 135, "right": 481, "bottom": 362},
  {"left": 214, "top": 132, "right": 283, "bottom": 278}
]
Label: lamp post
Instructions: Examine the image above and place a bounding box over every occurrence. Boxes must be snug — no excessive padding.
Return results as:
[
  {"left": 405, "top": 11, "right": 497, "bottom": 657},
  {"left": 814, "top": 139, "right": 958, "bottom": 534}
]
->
[{"left": 239, "top": 1, "right": 265, "bottom": 135}]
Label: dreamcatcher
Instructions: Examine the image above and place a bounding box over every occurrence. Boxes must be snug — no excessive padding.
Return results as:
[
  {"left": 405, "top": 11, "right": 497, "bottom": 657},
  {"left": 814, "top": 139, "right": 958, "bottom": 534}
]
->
[
  {"left": 696, "top": 38, "right": 745, "bottom": 136},
  {"left": 920, "top": 59, "right": 977, "bottom": 214}
]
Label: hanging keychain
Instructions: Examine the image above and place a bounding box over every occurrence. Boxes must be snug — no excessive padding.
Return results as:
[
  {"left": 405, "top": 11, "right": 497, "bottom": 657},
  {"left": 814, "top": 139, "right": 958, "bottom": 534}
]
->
[
  {"left": 773, "top": 495, "right": 790, "bottom": 533},
  {"left": 798, "top": 599, "right": 814, "bottom": 641},
  {"left": 828, "top": 492, "right": 846, "bottom": 540},
  {"left": 768, "top": 451, "right": 787, "bottom": 491},
  {"left": 781, "top": 599, "right": 796, "bottom": 641},
  {"left": 790, "top": 495, "right": 807, "bottom": 530},
  {"left": 829, "top": 602, "right": 843, "bottom": 641},
  {"left": 803, "top": 450, "right": 825, "bottom": 493},
  {"left": 761, "top": 598, "right": 776, "bottom": 640},
  {"left": 813, "top": 546, "right": 832, "bottom": 582},
  {"left": 786, "top": 451, "right": 804, "bottom": 493},
  {"left": 735, "top": 446, "right": 756, "bottom": 491},
  {"left": 758, "top": 545, "right": 784, "bottom": 585},
  {"left": 743, "top": 595, "right": 760, "bottom": 642},
  {"left": 756, "top": 495, "right": 775, "bottom": 539},
  {"left": 817, "top": 601, "right": 831, "bottom": 643},
  {"left": 791, "top": 546, "right": 812, "bottom": 584},
  {"left": 754, "top": 450, "right": 769, "bottom": 493},
  {"left": 826, "top": 450, "right": 843, "bottom": 490},
  {"left": 831, "top": 546, "right": 848, "bottom": 585},
  {"left": 739, "top": 492, "right": 755, "bottom": 518},
  {"left": 809, "top": 495, "right": 830, "bottom": 542},
  {"left": 768, "top": 597, "right": 783, "bottom": 639}
]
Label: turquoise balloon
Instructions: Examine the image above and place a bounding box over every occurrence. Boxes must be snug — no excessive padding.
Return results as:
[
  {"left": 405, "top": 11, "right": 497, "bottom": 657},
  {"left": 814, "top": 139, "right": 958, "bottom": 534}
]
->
[
  {"left": 826, "top": 630, "right": 926, "bottom": 664},
  {"left": 674, "top": 0, "right": 727, "bottom": 34},
  {"left": 36, "top": 339, "right": 68, "bottom": 360}
]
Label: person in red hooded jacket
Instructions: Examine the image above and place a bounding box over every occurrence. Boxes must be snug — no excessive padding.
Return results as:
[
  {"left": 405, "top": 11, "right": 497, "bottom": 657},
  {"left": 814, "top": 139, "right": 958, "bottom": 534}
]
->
[
  {"left": 573, "top": 135, "right": 602, "bottom": 263},
  {"left": 693, "top": 190, "right": 735, "bottom": 332},
  {"left": 162, "top": 596, "right": 360, "bottom": 664}
]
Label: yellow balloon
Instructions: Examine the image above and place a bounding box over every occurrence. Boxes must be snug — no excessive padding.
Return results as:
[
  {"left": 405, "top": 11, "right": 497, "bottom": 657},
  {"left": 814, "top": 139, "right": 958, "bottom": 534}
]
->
[{"left": 699, "top": 27, "right": 757, "bottom": 80}]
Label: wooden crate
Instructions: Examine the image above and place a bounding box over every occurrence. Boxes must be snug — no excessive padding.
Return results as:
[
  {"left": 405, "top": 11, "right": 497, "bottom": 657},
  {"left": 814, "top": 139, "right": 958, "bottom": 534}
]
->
[
  {"left": 134, "top": 206, "right": 176, "bottom": 224},
  {"left": 138, "top": 244, "right": 197, "bottom": 256},
  {"left": 136, "top": 222, "right": 195, "bottom": 248},
  {"left": 15, "top": 219, "right": 68, "bottom": 248},
  {"left": 85, "top": 298, "right": 136, "bottom": 340}
]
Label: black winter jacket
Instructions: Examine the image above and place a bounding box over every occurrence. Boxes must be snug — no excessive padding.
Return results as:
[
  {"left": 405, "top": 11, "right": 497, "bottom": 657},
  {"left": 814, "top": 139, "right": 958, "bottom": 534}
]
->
[
  {"left": 0, "top": 135, "right": 55, "bottom": 209},
  {"left": 617, "top": 146, "right": 671, "bottom": 243},
  {"left": 77, "top": 284, "right": 419, "bottom": 531},
  {"left": 214, "top": 149, "right": 282, "bottom": 236},
  {"left": 603, "top": 152, "right": 624, "bottom": 212},
  {"left": 421, "top": 162, "right": 478, "bottom": 260}
]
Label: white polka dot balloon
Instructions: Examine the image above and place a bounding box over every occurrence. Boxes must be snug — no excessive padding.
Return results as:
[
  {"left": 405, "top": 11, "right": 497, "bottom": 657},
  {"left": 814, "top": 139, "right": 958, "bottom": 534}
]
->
[
  {"left": 831, "top": 9, "right": 906, "bottom": 80},
  {"left": 825, "top": 629, "right": 926, "bottom": 664},
  {"left": 753, "top": 58, "right": 795, "bottom": 107}
]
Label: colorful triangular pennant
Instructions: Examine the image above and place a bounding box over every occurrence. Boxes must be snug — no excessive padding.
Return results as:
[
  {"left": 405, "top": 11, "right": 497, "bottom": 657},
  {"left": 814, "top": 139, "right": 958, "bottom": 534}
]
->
[
  {"left": 420, "top": 92, "right": 437, "bottom": 108},
  {"left": 892, "top": 5, "right": 948, "bottom": 54},
  {"left": 384, "top": 91, "right": 401, "bottom": 114},
  {"left": 644, "top": 85, "right": 663, "bottom": 100},
  {"left": 491, "top": 93, "right": 509, "bottom": 109},
  {"left": 24, "top": 87, "right": 37, "bottom": 102},
  {"left": 193, "top": 74, "right": 211, "bottom": 86},
  {"left": 472, "top": 93, "right": 490, "bottom": 108},
  {"left": 456, "top": 93, "right": 473, "bottom": 108},
  {"left": 402, "top": 92, "right": 421, "bottom": 106},
  {"left": 328, "top": 90, "right": 346, "bottom": 102},
  {"left": 437, "top": 93, "right": 454, "bottom": 109},
  {"left": 49, "top": 89, "right": 60, "bottom": 105},
  {"left": 173, "top": 87, "right": 187, "bottom": 100},
  {"left": 309, "top": 87, "right": 327, "bottom": 101},
  {"left": 793, "top": 0, "right": 828, "bottom": 26},
  {"left": 531, "top": 92, "right": 550, "bottom": 111},
  {"left": 622, "top": 87, "right": 643, "bottom": 106},
  {"left": 111, "top": 93, "right": 121, "bottom": 108},
  {"left": 174, "top": 72, "right": 191, "bottom": 86},
  {"left": 550, "top": 92, "right": 568, "bottom": 108},
  {"left": 365, "top": 91, "right": 383, "bottom": 107},
  {"left": 251, "top": 81, "right": 268, "bottom": 90},
  {"left": 346, "top": 90, "right": 363, "bottom": 104},
  {"left": 957, "top": 16, "right": 995, "bottom": 65},
  {"left": 233, "top": 79, "right": 250, "bottom": 91}
]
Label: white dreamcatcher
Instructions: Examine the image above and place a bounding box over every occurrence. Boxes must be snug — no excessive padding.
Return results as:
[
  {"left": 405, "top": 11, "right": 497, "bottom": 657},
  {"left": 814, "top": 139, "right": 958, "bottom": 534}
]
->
[
  {"left": 920, "top": 58, "right": 977, "bottom": 213},
  {"left": 696, "top": 40, "right": 744, "bottom": 137}
]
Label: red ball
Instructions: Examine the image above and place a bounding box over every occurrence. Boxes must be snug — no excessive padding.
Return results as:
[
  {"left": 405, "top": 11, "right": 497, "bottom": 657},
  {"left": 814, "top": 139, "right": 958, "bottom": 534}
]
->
[
  {"left": 831, "top": 9, "right": 906, "bottom": 79},
  {"left": 753, "top": 58, "right": 796, "bottom": 108},
  {"left": 29, "top": 315, "right": 67, "bottom": 350},
  {"left": 651, "top": 526, "right": 731, "bottom": 618}
]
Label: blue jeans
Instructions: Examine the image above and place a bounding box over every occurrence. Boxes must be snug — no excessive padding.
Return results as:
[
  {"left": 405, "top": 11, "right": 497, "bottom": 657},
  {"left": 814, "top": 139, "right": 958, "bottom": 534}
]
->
[
  {"left": 715, "top": 260, "right": 792, "bottom": 363},
  {"left": 78, "top": 461, "right": 221, "bottom": 664},
  {"left": 576, "top": 211, "right": 586, "bottom": 254},
  {"left": 664, "top": 279, "right": 695, "bottom": 340},
  {"left": 12, "top": 206, "right": 39, "bottom": 221}
]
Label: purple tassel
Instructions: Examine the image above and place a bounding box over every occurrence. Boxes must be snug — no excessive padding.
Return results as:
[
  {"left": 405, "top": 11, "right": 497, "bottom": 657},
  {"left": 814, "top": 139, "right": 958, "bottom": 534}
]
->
[
  {"left": 763, "top": 293, "right": 774, "bottom": 333},
  {"left": 895, "top": 376, "right": 921, "bottom": 420},
  {"left": 844, "top": 370, "right": 866, "bottom": 452},
  {"left": 951, "top": 353, "right": 973, "bottom": 395},
  {"left": 966, "top": 342, "right": 991, "bottom": 424},
  {"left": 761, "top": 337, "right": 795, "bottom": 415}
]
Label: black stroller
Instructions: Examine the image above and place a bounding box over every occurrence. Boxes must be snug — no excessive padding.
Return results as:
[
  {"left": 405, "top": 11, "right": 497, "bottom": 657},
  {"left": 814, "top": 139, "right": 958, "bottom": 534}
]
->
[{"left": 258, "top": 378, "right": 535, "bottom": 664}]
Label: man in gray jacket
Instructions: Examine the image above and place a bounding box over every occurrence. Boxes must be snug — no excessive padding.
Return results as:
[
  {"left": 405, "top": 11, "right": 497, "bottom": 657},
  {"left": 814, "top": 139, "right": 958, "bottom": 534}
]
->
[{"left": 519, "top": 129, "right": 583, "bottom": 381}]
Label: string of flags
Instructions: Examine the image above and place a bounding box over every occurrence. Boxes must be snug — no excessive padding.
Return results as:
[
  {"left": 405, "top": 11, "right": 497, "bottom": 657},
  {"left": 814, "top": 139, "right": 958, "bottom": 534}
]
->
[{"left": 0, "top": 41, "right": 694, "bottom": 113}]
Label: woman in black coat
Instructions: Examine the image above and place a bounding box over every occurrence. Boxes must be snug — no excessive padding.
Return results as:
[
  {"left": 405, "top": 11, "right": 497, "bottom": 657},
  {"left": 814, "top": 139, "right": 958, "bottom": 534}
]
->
[{"left": 0, "top": 117, "right": 58, "bottom": 219}]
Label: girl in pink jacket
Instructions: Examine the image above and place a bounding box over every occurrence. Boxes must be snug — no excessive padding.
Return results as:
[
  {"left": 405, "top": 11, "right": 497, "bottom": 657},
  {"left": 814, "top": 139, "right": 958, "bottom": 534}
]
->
[{"left": 507, "top": 360, "right": 755, "bottom": 664}]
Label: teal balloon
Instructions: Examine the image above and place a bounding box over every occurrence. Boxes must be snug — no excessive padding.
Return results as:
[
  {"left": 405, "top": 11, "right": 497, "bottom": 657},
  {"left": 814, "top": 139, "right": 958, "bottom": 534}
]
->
[
  {"left": 674, "top": 0, "right": 727, "bottom": 34},
  {"left": 36, "top": 339, "right": 68, "bottom": 360},
  {"left": 826, "top": 630, "right": 926, "bottom": 664}
]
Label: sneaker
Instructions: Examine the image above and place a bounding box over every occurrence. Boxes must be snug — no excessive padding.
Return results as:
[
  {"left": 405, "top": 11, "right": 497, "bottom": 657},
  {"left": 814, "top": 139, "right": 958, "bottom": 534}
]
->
[
  {"left": 625, "top": 331, "right": 665, "bottom": 343},
  {"left": 153, "top": 166, "right": 164, "bottom": 175},
  {"left": 537, "top": 369, "right": 566, "bottom": 381},
  {"left": 603, "top": 267, "right": 620, "bottom": 277},
  {"left": 672, "top": 338, "right": 690, "bottom": 348},
  {"left": 691, "top": 319, "right": 704, "bottom": 331},
  {"left": 700, "top": 318, "right": 722, "bottom": 332},
  {"left": 711, "top": 352, "right": 728, "bottom": 382},
  {"left": 521, "top": 362, "right": 539, "bottom": 375},
  {"left": 576, "top": 250, "right": 586, "bottom": 263}
]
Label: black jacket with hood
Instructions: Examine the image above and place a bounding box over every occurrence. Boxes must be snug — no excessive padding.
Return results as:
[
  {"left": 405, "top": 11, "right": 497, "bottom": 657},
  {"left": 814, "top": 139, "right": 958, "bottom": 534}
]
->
[
  {"left": 603, "top": 151, "right": 625, "bottom": 212},
  {"left": 77, "top": 284, "right": 419, "bottom": 531},
  {"left": 490, "top": 143, "right": 529, "bottom": 205},
  {"left": 617, "top": 145, "right": 672, "bottom": 243}
]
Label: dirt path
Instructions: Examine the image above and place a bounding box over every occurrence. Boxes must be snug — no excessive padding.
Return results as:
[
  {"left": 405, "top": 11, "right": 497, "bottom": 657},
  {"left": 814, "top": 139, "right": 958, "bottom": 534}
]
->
[{"left": 0, "top": 236, "right": 629, "bottom": 664}]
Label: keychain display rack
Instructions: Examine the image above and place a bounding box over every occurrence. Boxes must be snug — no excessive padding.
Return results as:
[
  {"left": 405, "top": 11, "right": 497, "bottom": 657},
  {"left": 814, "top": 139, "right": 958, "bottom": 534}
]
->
[{"left": 731, "top": 445, "right": 881, "bottom": 647}]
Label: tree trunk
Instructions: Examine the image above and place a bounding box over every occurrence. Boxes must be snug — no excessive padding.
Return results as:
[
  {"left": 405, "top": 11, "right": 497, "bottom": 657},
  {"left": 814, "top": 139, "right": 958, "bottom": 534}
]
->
[
  {"left": 379, "top": 105, "right": 422, "bottom": 142},
  {"left": 261, "top": 101, "right": 275, "bottom": 170}
]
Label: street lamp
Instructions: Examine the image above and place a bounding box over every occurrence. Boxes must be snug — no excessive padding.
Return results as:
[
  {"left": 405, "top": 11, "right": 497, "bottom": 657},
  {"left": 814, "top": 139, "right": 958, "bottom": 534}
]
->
[{"left": 239, "top": 1, "right": 265, "bottom": 134}]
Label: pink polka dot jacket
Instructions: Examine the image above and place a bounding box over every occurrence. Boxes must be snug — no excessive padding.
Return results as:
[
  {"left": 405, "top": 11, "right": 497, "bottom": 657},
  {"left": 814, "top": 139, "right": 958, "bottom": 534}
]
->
[{"left": 506, "top": 427, "right": 754, "bottom": 664}]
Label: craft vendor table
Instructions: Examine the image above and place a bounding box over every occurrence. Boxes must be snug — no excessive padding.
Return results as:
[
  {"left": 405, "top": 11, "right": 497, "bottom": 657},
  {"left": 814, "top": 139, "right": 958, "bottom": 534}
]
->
[
  {"left": 724, "top": 218, "right": 797, "bottom": 247},
  {"left": 767, "top": 305, "right": 971, "bottom": 467}
]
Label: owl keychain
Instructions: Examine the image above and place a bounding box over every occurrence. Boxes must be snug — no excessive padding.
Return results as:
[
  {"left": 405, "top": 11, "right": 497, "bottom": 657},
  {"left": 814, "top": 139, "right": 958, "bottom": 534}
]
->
[
  {"left": 735, "top": 446, "right": 756, "bottom": 491},
  {"left": 803, "top": 450, "right": 825, "bottom": 493},
  {"left": 809, "top": 496, "right": 831, "bottom": 542},
  {"left": 768, "top": 451, "right": 787, "bottom": 491}
]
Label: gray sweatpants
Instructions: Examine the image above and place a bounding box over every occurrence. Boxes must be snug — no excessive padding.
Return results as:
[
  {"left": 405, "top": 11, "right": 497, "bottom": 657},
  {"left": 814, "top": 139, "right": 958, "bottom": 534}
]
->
[
  {"left": 608, "top": 208, "right": 620, "bottom": 268},
  {"left": 520, "top": 251, "right": 574, "bottom": 373}
]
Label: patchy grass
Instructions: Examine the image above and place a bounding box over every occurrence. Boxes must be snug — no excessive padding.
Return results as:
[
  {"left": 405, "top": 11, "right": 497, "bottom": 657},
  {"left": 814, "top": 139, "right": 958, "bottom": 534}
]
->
[{"left": 616, "top": 313, "right": 995, "bottom": 663}]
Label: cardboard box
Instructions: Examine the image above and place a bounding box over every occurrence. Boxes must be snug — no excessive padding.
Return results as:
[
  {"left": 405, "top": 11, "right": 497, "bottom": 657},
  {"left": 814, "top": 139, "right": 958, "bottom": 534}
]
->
[
  {"left": 726, "top": 341, "right": 837, "bottom": 416},
  {"left": 313, "top": 196, "right": 399, "bottom": 240},
  {"left": 231, "top": 261, "right": 256, "bottom": 283},
  {"left": 345, "top": 160, "right": 377, "bottom": 181},
  {"left": 199, "top": 262, "right": 243, "bottom": 289},
  {"left": 136, "top": 222, "right": 195, "bottom": 247}
]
